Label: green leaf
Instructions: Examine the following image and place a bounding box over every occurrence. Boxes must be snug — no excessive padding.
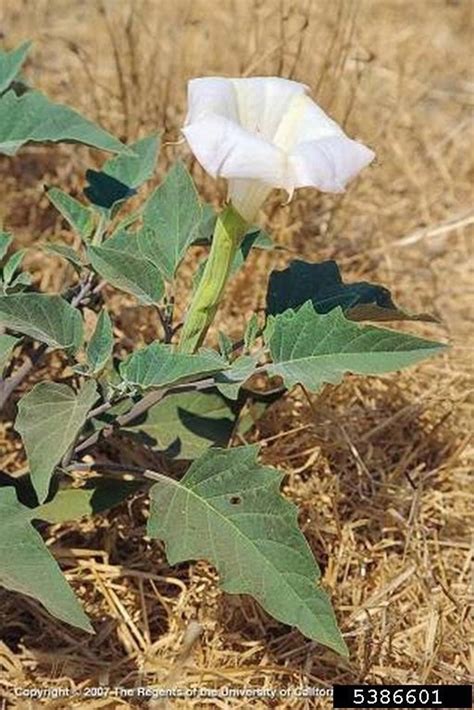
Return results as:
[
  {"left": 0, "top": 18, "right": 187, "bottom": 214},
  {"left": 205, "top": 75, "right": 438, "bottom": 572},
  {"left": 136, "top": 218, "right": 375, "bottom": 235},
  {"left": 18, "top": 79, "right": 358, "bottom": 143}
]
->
[
  {"left": 2, "top": 248, "right": 27, "bottom": 287},
  {"left": 0, "top": 333, "right": 20, "bottom": 371},
  {"left": 15, "top": 380, "right": 98, "bottom": 503},
  {"left": 102, "top": 227, "right": 138, "bottom": 254},
  {"left": 137, "top": 161, "right": 202, "bottom": 280},
  {"left": 102, "top": 135, "right": 160, "bottom": 189},
  {"left": 86, "top": 309, "right": 114, "bottom": 374},
  {"left": 148, "top": 446, "right": 346, "bottom": 655},
  {"left": 36, "top": 478, "right": 142, "bottom": 524},
  {"left": 43, "top": 244, "right": 84, "bottom": 272},
  {"left": 0, "top": 89, "right": 125, "bottom": 156},
  {"left": 266, "top": 302, "right": 446, "bottom": 392},
  {"left": 229, "top": 228, "right": 274, "bottom": 276},
  {"left": 88, "top": 244, "right": 164, "bottom": 306},
  {"left": 0, "top": 230, "right": 12, "bottom": 261},
  {"left": 218, "top": 331, "right": 234, "bottom": 359},
  {"left": 120, "top": 342, "right": 228, "bottom": 390},
  {"left": 0, "top": 293, "right": 83, "bottom": 352},
  {"left": 125, "top": 389, "right": 236, "bottom": 459},
  {"left": 46, "top": 187, "right": 94, "bottom": 241},
  {"left": 215, "top": 355, "right": 259, "bottom": 400},
  {"left": 0, "top": 41, "right": 31, "bottom": 94},
  {"left": 0, "top": 486, "right": 92, "bottom": 631},
  {"left": 244, "top": 313, "right": 260, "bottom": 351},
  {"left": 266, "top": 260, "right": 438, "bottom": 323},
  {"left": 3, "top": 272, "right": 32, "bottom": 294}
]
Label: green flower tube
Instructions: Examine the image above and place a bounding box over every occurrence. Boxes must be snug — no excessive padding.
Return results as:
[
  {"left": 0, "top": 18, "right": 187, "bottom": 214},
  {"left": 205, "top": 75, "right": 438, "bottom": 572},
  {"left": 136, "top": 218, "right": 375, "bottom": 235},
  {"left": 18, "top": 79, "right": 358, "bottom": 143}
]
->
[{"left": 178, "top": 205, "right": 247, "bottom": 353}]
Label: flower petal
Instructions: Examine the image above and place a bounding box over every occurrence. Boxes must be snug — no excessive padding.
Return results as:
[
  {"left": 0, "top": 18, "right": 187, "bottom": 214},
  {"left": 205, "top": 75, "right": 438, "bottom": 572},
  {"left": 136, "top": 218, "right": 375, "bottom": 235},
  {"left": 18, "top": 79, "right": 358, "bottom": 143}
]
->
[
  {"left": 183, "top": 113, "right": 287, "bottom": 183},
  {"left": 185, "top": 77, "right": 238, "bottom": 124},
  {"left": 227, "top": 179, "right": 272, "bottom": 222},
  {"left": 289, "top": 135, "right": 375, "bottom": 192},
  {"left": 274, "top": 94, "right": 344, "bottom": 152},
  {"left": 230, "top": 77, "right": 307, "bottom": 141}
]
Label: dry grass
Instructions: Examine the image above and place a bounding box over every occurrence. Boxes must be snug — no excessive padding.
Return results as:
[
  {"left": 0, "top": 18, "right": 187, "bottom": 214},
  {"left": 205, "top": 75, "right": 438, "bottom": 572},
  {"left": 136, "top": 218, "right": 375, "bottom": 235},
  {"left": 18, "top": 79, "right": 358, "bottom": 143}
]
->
[{"left": 0, "top": 0, "right": 473, "bottom": 707}]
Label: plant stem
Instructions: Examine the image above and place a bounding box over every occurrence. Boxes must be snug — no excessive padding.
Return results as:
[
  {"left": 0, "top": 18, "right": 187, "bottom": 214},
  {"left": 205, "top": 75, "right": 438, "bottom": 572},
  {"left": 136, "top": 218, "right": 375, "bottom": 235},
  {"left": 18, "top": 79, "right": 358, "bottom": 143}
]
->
[
  {"left": 73, "top": 364, "right": 270, "bottom": 456},
  {"left": 178, "top": 205, "right": 247, "bottom": 353}
]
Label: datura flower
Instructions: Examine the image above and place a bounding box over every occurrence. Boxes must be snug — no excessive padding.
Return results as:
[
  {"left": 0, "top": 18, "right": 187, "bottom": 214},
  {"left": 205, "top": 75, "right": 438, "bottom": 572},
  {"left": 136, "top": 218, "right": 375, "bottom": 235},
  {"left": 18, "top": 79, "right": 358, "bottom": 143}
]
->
[
  {"left": 183, "top": 76, "right": 375, "bottom": 222},
  {"left": 179, "top": 76, "right": 375, "bottom": 354}
]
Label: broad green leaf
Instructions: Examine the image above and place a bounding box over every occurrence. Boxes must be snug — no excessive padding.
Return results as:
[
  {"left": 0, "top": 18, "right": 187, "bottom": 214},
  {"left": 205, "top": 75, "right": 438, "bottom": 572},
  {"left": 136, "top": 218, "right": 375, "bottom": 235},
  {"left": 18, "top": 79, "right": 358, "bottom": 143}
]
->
[
  {"left": 36, "top": 478, "right": 141, "bottom": 524},
  {"left": 215, "top": 355, "right": 259, "bottom": 400},
  {"left": 148, "top": 446, "right": 346, "bottom": 656},
  {"left": 86, "top": 309, "right": 114, "bottom": 374},
  {"left": 43, "top": 244, "right": 84, "bottom": 272},
  {"left": 125, "top": 389, "right": 236, "bottom": 459},
  {"left": 0, "top": 230, "right": 12, "bottom": 261},
  {"left": 0, "top": 293, "right": 83, "bottom": 352},
  {"left": 0, "top": 41, "right": 31, "bottom": 94},
  {"left": 0, "top": 89, "right": 125, "bottom": 156},
  {"left": 138, "top": 161, "right": 202, "bottom": 280},
  {"left": 102, "top": 135, "right": 160, "bottom": 189},
  {"left": 88, "top": 244, "right": 164, "bottom": 305},
  {"left": 0, "top": 486, "right": 92, "bottom": 631},
  {"left": 46, "top": 187, "right": 94, "bottom": 241},
  {"left": 103, "top": 227, "right": 138, "bottom": 254},
  {"left": 120, "top": 342, "right": 228, "bottom": 390},
  {"left": 15, "top": 380, "right": 98, "bottom": 502},
  {"left": 0, "top": 333, "right": 19, "bottom": 371},
  {"left": 266, "top": 260, "right": 438, "bottom": 323},
  {"left": 267, "top": 302, "right": 446, "bottom": 392}
]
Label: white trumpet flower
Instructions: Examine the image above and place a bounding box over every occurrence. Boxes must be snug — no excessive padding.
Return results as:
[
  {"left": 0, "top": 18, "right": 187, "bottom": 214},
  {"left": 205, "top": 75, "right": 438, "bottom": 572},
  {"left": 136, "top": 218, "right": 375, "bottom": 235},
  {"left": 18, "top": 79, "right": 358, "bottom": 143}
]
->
[{"left": 183, "top": 76, "right": 375, "bottom": 222}]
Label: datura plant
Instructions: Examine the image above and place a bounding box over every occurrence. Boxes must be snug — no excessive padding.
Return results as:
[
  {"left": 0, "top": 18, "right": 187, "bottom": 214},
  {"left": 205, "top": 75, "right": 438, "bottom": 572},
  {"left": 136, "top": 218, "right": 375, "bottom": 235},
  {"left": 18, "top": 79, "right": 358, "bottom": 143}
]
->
[{"left": 0, "top": 43, "right": 446, "bottom": 657}]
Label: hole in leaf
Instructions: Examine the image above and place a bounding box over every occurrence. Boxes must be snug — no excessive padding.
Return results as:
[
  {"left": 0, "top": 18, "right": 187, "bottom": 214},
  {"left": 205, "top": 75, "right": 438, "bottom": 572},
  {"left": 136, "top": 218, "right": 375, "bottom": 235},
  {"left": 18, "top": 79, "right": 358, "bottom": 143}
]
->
[{"left": 229, "top": 495, "right": 242, "bottom": 505}]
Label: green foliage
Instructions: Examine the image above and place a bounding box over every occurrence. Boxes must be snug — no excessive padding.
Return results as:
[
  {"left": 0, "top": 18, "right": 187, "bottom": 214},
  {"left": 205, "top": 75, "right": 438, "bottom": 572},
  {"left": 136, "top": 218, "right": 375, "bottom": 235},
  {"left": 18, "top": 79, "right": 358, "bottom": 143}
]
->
[
  {"left": 125, "top": 390, "right": 236, "bottom": 459},
  {"left": 215, "top": 354, "right": 259, "bottom": 400},
  {"left": 0, "top": 333, "right": 20, "bottom": 372},
  {"left": 0, "top": 89, "right": 126, "bottom": 156},
  {"left": 0, "top": 230, "right": 13, "bottom": 260},
  {"left": 15, "top": 380, "right": 98, "bottom": 503},
  {"left": 86, "top": 309, "right": 114, "bottom": 374},
  {"left": 0, "top": 41, "right": 31, "bottom": 94},
  {"left": 36, "top": 478, "right": 142, "bottom": 524},
  {"left": 193, "top": 227, "right": 275, "bottom": 292},
  {"left": 46, "top": 187, "right": 94, "bottom": 241},
  {"left": 148, "top": 446, "right": 346, "bottom": 655},
  {"left": 1, "top": 248, "right": 31, "bottom": 293},
  {"left": 244, "top": 313, "right": 260, "bottom": 351},
  {"left": 230, "top": 228, "right": 274, "bottom": 275},
  {"left": 0, "top": 293, "right": 83, "bottom": 352},
  {"left": 43, "top": 244, "right": 84, "bottom": 272},
  {"left": 120, "top": 342, "right": 228, "bottom": 390},
  {"left": 0, "top": 486, "right": 92, "bottom": 631},
  {"left": 266, "top": 301, "right": 446, "bottom": 392},
  {"left": 218, "top": 331, "right": 234, "bottom": 359},
  {"left": 101, "top": 135, "right": 160, "bottom": 190},
  {"left": 267, "top": 260, "right": 438, "bottom": 323},
  {"left": 88, "top": 243, "right": 164, "bottom": 305},
  {"left": 137, "top": 161, "right": 202, "bottom": 280}
]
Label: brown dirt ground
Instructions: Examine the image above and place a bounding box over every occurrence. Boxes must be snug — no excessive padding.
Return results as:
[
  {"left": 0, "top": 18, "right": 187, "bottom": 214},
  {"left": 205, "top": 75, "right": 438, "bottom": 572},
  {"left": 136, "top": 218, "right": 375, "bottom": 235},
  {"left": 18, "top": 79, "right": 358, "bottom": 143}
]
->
[{"left": 0, "top": 0, "right": 473, "bottom": 708}]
